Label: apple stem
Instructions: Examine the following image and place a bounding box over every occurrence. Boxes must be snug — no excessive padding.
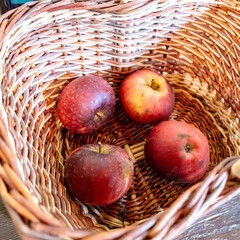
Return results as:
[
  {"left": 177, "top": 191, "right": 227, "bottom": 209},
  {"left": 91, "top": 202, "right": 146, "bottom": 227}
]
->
[
  {"left": 150, "top": 79, "right": 160, "bottom": 91},
  {"left": 98, "top": 142, "right": 102, "bottom": 153}
]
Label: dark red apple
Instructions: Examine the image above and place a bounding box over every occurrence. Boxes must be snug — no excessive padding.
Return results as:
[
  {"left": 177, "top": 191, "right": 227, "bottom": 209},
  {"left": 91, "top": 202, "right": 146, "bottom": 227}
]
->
[
  {"left": 57, "top": 76, "right": 116, "bottom": 134},
  {"left": 119, "top": 69, "right": 175, "bottom": 124},
  {"left": 145, "top": 120, "right": 210, "bottom": 183},
  {"left": 65, "top": 143, "right": 134, "bottom": 206}
]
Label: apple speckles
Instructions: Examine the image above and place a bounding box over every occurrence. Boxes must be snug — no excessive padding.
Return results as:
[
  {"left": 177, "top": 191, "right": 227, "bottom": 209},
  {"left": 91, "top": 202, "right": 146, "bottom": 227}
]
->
[
  {"left": 120, "top": 69, "right": 175, "bottom": 124},
  {"left": 65, "top": 144, "right": 134, "bottom": 206},
  {"left": 145, "top": 120, "right": 210, "bottom": 183},
  {"left": 135, "top": 112, "right": 140, "bottom": 118},
  {"left": 180, "top": 154, "right": 187, "bottom": 159},
  {"left": 177, "top": 134, "right": 191, "bottom": 139},
  {"left": 123, "top": 161, "right": 133, "bottom": 180},
  {"left": 199, "top": 160, "right": 204, "bottom": 167},
  {"left": 57, "top": 76, "right": 116, "bottom": 134}
]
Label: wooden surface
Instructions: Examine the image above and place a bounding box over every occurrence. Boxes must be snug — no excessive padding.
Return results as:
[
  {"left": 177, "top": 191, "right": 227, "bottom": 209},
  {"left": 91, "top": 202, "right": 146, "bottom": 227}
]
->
[
  {"left": 0, "top": 198, "right": 20, "bottom": 240},
  {"left": 1, "top": 194, "right": 240, "bottom": 240},
  {"left": 178, "top": 195, "right": 240, "bottom": 240}
]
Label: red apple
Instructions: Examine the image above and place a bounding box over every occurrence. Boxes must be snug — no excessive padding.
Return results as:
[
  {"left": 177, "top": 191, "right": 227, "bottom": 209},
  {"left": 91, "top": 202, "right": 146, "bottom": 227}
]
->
[
  {"left": 65, "top": 143, "right": 134, "bottom": 206},
  {"left": 144, "top": 121, "right": 210, "bottom": 183},
  {"left": 57, "top": 76, "right": 116, "bottom": 134},
  {"left": 119, "top": 69, "right": 175, "bottom": 124}
]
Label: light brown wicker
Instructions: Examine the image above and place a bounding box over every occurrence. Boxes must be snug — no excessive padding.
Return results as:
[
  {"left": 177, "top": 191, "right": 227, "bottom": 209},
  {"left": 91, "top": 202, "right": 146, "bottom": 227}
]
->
[{"left": 1, "top": 0, "right": 240, "bottom": 239}]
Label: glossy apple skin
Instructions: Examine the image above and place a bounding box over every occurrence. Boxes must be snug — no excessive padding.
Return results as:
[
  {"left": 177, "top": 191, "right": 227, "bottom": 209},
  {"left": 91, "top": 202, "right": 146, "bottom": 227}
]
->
[
  {"left": 145, "top": 121, "right": 210, "bottom": 183},
  {"left": 119, "top": 69, "right": 175, "bottom": 124},
  {"left": 57, "top": 76, "right": 116, "bottom": 134},
  {"left": 65, "top": 144, "right": 134, "bottom": 206}
]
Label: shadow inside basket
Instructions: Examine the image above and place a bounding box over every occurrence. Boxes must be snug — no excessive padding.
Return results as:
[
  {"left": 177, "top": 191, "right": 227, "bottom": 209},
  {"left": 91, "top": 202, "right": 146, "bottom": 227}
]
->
[{"left": 47, "top": 72, "right": 234, "bottom": 230}]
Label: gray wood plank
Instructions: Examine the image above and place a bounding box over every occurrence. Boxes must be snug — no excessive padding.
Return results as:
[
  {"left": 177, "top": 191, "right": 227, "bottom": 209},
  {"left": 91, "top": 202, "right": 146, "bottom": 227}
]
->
[
  {"left": 177, "top": 194, "right": 240, "bottom": 240},
  {"left": 0, "top": 197, "right": 20, "bottom": 240}
]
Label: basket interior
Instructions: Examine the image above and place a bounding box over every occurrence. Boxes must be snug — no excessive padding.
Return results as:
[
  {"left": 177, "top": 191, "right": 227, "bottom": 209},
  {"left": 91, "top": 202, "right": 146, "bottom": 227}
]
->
[{"left": 2, "top": 2, "right": 240, "bottom": 230}]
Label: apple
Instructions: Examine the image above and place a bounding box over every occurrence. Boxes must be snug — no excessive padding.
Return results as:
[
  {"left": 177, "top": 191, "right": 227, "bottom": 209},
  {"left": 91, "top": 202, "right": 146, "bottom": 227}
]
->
[
  {"left": 65, "top": 143, "right": 134, "bottom": 206},
  {"left": 57, "top": 76, "right": 116, "bottom": 134},
  {"left": 144, "top": 120, "right": 210, "bottom": 183},
  {"left": 119, "top": 69, "right": 175, "bottom": 124}
]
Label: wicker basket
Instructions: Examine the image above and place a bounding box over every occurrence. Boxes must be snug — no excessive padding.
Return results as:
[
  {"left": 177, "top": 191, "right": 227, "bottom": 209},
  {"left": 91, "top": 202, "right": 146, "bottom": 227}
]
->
[{"left": 1, "top": 0, "right": 240, "bottom": 239}]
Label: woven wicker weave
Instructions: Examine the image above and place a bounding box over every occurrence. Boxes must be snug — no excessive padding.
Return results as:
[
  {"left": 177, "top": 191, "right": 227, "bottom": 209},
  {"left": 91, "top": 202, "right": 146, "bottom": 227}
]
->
[{"left": 1, "top": 0, "right": 240, "bottom": 239}]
